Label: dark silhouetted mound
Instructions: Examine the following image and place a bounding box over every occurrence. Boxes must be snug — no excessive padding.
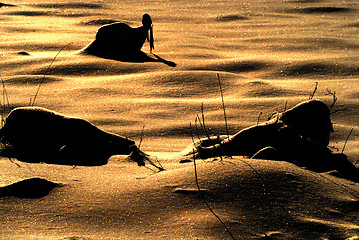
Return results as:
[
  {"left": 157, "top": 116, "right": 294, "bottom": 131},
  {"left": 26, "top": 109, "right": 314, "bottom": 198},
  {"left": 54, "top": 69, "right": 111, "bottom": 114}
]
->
[
  {"left": 275, "top": 62, "right": 359, "bottom": 78},
  {"left": 0, "top": 107, "right": 137, "bottom": 166},
  {"left": 287, "top": 0, "right": 321, "bottom": 3},
  {"left": 17, "top": 51, "right": 30, "bottom": 55},
  {"left": 174, "top": 188, "right": 208, "bottom": 195},
  {"left": 84, "top": 14, "right": 153, "bottom": 58},
  {"left": 243, "top": 81, "right": 298, "bottom": 97},
  {"left": 6, "top": 11, "right": 51, "bottom": 17},
  {"left": 82, "top": 19, "right": 119, "bottom": 26},
  {"left": 5, "top": 75, "right": 62, "bottom": 85},
  {"left": 290, "top": 7, "right": 352, "bottom": 14},
  {"left": 0, "top": 3, "right": 15, "bottom": 8},
  {"left": 216, "top": 14, "right": 249, "bottom": 21},
  {"left": 347, "top": 22, "right": 359, "bottom": 28},
  {"left": 183, "top": 100, "right": 359, "bottom": 183},
  {"left": 190, "top": 60, "right": 270, "bottom": 73},
  {"left": 34, "top": 3, "right": 104, "bottom": 9},
  {"left": 0, "top": 178, "right": 61, "bottom": 198},
  {"left": 29, "top": 62, "right": 148, "bottom": 76},
  {"left": 81, "top": 14, "right": 175, "bottom": 66}
]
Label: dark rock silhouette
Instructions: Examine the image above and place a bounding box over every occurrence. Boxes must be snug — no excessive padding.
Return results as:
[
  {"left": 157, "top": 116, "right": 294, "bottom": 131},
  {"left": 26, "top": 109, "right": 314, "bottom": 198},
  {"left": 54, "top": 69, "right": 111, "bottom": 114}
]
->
[
  {"left": 0, "top": 178, "right": 61, "bottom": 198},
  {"left": 186, "top": 100, "right": 359, "bottom": 182},
  {"left": 82, "top": 14, "right": 176, "bottom": 67},
  {"left": 0, "top": 107, "right": 138, "bottom": 166},
  {"left": 292, "top": 7, "right": 351, "bottom": 14},
  {"left": 17, "top": 51, "right": 30, "bottom": 56},
  {"left": 0, "top": 3, "right": 15, "bottom": 8},
  {"left": 88, "top": 13, "right": 153, "bottom": 54}
]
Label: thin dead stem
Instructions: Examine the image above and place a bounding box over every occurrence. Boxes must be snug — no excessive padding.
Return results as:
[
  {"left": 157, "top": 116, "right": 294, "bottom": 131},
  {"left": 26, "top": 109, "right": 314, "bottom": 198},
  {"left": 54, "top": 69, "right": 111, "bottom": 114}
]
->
[
  {"left": 256, "top": 112, "right": 262, "bottom": 126},
  {"left": 135, "top": 124, "right": 164, "bottom": 171},
  {"left": 309, "top": 82, "right": 318, "bottom": 100},
  {"left": 330, "top": 108, "right": 348, "bottom": 115},
  {"left": 201, "top": 102, "right": 212, "bottom": 140},
  {"left": 194, "top": 116, "right": 204, "bottom": 144},
  {"left": 0, "top": 73, "right": 10, "bottom": 109},
  {"left": 190, "top": 122, "right": 237, "bottom": 240},
  {"left": 141, "top": 149, "right": 164, "bottom": 172},
  {"left": 32, "top": 45, "right": 67, "bottom": 106},
  {"left": 8, "top": 157, "right": 21, "bottom": 168},
  {"left": 217, "top": 73, "right": 230, "bottom": 140},
  {"left": 0, "top": 73, "right": 10, "bottom": 127},
  {"left": 143, "top": 165, "right": 157, "bottom": 173},
  {"left": 138, "top": 125, "right": 145, "bottom": 150},
  {"left": 326, "top": 89, "right": 338, "bottom": 111},
  {"left": 342, "top": 128, "right": 353, "bottom": 154}
]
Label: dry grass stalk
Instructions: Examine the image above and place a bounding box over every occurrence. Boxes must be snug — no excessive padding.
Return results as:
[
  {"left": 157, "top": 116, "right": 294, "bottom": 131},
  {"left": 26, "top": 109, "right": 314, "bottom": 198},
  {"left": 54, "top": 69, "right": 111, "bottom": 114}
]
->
[
  {"left": 201, "top": 102, "right": 212, "bottom": 140},
  {"left": 342, "top": 128, "right": 353, "bottom": 154},
  {"left": 194, "top": 116, "right": 204, "bottom": 144},
  {"left": 127, "top": 146, "right": 164, "bottom": 172},
  {"left": 189, "top": 122, "right": 237, "bottom": 240},
  {"left": 0, "top": 73, "right": 10, "bottom": 127},
  {"left": 217, "top": 73, "right": 230, "bottom": 140},
  {"left": 193, "top": 103, "right": 216, "bottom": 145},
  {"left": 326, "top": 88, "right": 338, "bottom": 111},
  {"left": 256, "top": 112, "right": 262, "bottom": 126},
  {"left": 309, "top": 81, "right": 318, "bottom": 100},
  {"left": 31, "top": 45, "right": 67, "bottom": 106},
  {"left": 128, "top": 125, "right": 164, "bottom": 172},
  {"left": 138, "top": 125, "right": 145, "bottom": 149}
]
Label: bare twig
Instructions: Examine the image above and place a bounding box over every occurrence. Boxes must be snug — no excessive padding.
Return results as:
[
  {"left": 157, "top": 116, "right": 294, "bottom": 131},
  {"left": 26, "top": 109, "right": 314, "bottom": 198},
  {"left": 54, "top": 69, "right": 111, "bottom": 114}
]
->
[
  {"left": 7, "top": 156, "right": 21, "bottom": 168},
  {"left": 0, "top": 73, "right": 10, "bottom": 127},
  {"left": 137, "top": 128, "right": 164, "bottom": 170},
  {"left": 326, "top": 89, "right": 337, "bottom": 111},
  {"left": 138, "top": 125, "right": 145, "bottom": 149},
  {"left": 143, "top": 165, "right": 157, "bottom": 173},
  {"left": 217, "top": 73, "right": 230, "bottom": 140},
  {"left": 194, "top": 116, "right": 204, "bottom": 144},
  {"left": 153, "top": 155, "right": 164, "bottom": 170},
  {"left": 0, "top": 73, "right": 10, "bottom": 109},
  {"left": 201, "top": 103, "right": 212, "bottom": 140},
  {"left": 196, "top": 115, "right": 205, "bottom": 137},
  {"left": 256, "top": 112, "right": 262, "bottom": 126},
  {"left": 330, "top": 108, "right": 348, "bottom": 115},
  {"left": 190, "top": 122, "right": 196, "bottom": 146},
  {"left": 342, "top": 128, "right": 353, "bottom": 154},
  {"left": 128, "top": 148, "right": 165, "bottom": 171},
  {"left": 309, "top": 82, "right": 318, "bottom": 100},
  {"left": 135, "top": 124, "right": 164, "bottom": 171}
]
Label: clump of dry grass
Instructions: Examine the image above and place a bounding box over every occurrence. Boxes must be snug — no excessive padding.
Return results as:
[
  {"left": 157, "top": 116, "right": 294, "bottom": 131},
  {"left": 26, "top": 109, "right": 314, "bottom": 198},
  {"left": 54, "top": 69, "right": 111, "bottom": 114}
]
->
[
  {"left": 126, "top": 146, "right": 165, "bottom": 172},
  {"left": 0, "top": 73, "right": 10, "bottom": 127},
  {"left": 126, "top": 125, "right": 165, "bottom": 172},
  {"left": 189, "top": 121, "right": 237, "bottom": 240}
]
